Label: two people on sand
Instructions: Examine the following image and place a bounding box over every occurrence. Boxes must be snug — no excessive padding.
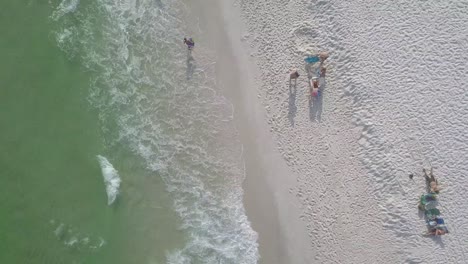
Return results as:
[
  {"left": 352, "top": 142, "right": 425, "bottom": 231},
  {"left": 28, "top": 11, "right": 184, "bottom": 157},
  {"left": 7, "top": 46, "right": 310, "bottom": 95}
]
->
[
  {"left": 289, "top": 70, "right": 321, "bottom": 97},
  {"left": 419, "top": 168, "right": 447, "bottom": 236}
]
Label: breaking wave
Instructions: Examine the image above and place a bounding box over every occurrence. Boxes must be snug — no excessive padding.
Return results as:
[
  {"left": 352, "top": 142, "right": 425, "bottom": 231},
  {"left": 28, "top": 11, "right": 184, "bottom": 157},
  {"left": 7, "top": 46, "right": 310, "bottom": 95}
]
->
[
  {"left": 51, "top": 0, "right": 259, "bottom": 263},
  {"left": 97, "top": 155, "right": 121, "bottom": 205}
]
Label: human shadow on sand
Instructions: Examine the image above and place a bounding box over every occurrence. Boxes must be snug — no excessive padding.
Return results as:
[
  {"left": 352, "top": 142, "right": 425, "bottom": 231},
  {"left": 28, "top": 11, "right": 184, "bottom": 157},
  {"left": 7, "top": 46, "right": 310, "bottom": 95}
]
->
[
  {"left": 309, "top": 77, "right": 325, "bottom": 122},
  {"left": 431, "top": 235, "right": 445, "bottom": 248},
  {"left": 288, "top": 79, "right": 298, "bottom": 126},
  {"left": 186, "top": 50, "right": 195, "bottom": 80}
]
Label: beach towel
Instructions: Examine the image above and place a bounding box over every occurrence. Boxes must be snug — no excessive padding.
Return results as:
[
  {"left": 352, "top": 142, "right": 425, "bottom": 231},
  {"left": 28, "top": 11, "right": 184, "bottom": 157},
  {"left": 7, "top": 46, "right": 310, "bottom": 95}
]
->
[
  {"left": 305, "top": 56, "right": 320, "bottom": 64},
  {"left": 425, "top": 208, "right": 441, "bottom": 220}
]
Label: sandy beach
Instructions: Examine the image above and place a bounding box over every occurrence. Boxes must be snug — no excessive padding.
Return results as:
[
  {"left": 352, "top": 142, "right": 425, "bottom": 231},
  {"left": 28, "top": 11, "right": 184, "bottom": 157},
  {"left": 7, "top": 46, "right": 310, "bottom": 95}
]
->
[
  {"left": 188, "top": 0, "right": 468, "bottom": 263},
  {"left": 190, "top": 0, "right": 392, "bottom": 262},
  {"left": 185, "top": 1, "right": 303, "bottom": 263}
]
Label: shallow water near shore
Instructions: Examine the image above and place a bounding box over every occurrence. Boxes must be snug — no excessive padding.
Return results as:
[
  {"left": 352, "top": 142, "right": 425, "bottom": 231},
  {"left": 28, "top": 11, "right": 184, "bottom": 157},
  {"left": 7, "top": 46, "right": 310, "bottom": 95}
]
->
[{"left": 1, "top": 0, "right": 258, "bottom": 263}]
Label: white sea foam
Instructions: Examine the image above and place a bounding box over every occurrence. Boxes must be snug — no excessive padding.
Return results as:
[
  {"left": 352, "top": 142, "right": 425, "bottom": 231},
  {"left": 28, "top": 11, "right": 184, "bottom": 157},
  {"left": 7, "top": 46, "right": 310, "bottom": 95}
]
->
[
  {"left": 51, "top": 0, "right": 80, "bottom": 20},
  {"left": 97, "top": 155, "right": 121, "bottom": 205},
  {"left": 50, "top": 220, "right": 106, "bottom": 250},
  {"left": 54, "top": 223, "right": 65, "bottom": 237},
  {"left": 51, "top": 0, "right": 259, "bottom": 263}
]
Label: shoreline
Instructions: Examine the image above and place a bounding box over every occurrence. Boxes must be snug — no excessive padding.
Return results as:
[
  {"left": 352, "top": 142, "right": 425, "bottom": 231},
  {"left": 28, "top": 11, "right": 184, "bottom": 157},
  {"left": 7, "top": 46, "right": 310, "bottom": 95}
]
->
[
  {"left": 178, "top": 0, "right": 468, "bottom": 263},
  {"left": 208, "top": 0, "right": 402, "bottom": 263},
  {"left": 214, "top": 2, "right": 316, "bottom": 263},
  {"left": 224, "top": 1, "right": 468, "bottom": 263},
  {"left": 234, "top": 1, "right": 400, "bottom": 263},
  {"left": 187, "top": 0, "right": 311, "bottom": 263}
]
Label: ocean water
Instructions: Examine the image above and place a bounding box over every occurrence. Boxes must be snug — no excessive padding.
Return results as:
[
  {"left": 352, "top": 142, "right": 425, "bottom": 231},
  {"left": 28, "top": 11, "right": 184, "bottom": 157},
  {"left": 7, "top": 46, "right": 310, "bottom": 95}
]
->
[{"left": 1, "top": 0, "right": 258, "bottom": 263}]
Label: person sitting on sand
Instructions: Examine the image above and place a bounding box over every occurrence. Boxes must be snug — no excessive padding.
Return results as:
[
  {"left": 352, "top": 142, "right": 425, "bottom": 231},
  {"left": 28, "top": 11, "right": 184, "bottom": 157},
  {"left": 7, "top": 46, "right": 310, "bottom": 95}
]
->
[
  {"left": 423, "top": 168, "right": 440, "bottom": 194},
  {"left": 319, "top": 51, "right": 329, "bottom": 62}
]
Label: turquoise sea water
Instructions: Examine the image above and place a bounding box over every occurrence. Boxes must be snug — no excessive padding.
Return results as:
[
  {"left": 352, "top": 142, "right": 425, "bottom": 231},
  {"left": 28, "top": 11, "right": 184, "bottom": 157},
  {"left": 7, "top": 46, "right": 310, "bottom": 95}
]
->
[{"left": 1, "top": 0, "right": 258, "bottom": 263}]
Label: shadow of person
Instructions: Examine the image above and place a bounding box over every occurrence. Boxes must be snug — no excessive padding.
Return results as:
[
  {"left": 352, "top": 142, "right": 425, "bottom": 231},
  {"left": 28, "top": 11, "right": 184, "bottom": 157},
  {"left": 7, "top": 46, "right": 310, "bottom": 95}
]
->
[
  {"left": 186, "top": 50, "right": 195, "bottom": 80},
  {"left": 309, "top": 92, "right": 323, "bottom": 122},
  {"left": 418, "top": 208, "right": 425, "bottom": 219},
  {"left": 431, "top": 235, "right": 445, "bottom": 248},
  {"left": 305, "top": 63, "right": 313, "bottom": 79},
  {"left": 309, "top": 74, "right": 327, "bottom": 122},
  {"left": 288, "top": 79, "right": 297, "bottom": 126}
]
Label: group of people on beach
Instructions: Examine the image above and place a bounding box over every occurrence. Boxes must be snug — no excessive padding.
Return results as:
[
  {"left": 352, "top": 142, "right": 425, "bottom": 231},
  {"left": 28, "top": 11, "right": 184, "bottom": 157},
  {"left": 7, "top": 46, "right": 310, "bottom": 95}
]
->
[
  {"left": 185, "top": 37, "right": 329, "bottom": 101},
  {"left": 182, "top": 36, "right": 450, "bottom": 238},
  {"left": 289, "top": 51, "right": 329, "bottom": 98},
  {"left": 184, "top": 38, "right": 328, "bottom": 101},
  {"left": 418, "top": 168, "right": 448, "bottom": 236}
]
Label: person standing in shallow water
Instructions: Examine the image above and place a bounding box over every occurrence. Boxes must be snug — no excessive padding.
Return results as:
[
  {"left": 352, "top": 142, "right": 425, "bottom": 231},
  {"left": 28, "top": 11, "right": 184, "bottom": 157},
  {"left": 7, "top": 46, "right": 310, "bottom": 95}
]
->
[{"left": 183, "top": 37, "right": 195, "bottom": 50}]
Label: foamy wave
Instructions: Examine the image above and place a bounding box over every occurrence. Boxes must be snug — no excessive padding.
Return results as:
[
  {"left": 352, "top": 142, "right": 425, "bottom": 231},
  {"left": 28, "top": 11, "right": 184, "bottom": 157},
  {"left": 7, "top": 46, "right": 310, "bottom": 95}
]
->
[
  {"left": 52, "top": 0, "right": 259, "bottom": 262},
  {"left": 51, "top": 0, "right": 80, "bottom": 21},
  {"left": 97, "top": 155, "right": 121, "bottom": 205},
  {"left": 49, "top": 219, "right": 106, "bottom": 250}
]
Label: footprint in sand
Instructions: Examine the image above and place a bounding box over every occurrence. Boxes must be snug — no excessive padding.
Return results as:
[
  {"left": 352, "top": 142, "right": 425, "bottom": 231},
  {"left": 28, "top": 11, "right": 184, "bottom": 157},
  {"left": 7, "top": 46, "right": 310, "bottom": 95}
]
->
[{"left": 292, "top": 23, "right": 320, "bottom": 54}]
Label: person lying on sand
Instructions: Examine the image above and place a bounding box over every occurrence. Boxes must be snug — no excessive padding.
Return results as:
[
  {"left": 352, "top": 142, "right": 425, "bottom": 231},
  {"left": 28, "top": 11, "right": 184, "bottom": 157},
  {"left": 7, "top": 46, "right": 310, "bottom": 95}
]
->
[{"left": 423, "top": 168, "right": 440, "bottom": 194}]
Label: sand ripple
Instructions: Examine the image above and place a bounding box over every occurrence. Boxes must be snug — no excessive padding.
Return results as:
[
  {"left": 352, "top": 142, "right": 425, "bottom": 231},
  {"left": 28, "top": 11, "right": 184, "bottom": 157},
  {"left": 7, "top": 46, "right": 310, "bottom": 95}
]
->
[{"left": 240, "top": 0, "right": 468, "bottom": 263}]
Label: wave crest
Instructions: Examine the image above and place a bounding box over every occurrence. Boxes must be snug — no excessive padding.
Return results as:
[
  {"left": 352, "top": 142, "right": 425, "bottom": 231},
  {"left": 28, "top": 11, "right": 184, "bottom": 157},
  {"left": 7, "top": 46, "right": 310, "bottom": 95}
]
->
[{"left": 97, "top": 155, "right": 121, "bottom": 205}]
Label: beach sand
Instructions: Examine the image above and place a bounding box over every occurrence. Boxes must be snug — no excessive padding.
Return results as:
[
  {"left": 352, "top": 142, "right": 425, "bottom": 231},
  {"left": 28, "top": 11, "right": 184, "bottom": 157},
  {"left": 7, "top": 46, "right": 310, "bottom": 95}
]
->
[
  {"left": 190, "top": 0, "right": 468, "bottom": 263},
  {"left": 194, "top": 0, "right": 396, "bottom": 262},
  {"left": 187, "top": 1, "right": 312, "bottom": 263}
]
